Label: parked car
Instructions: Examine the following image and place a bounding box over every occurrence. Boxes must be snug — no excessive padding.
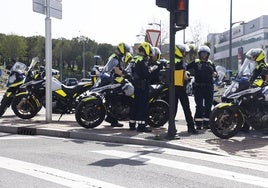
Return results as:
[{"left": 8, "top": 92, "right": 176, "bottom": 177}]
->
[{"left": 63, "top": 78, "right": 78, "bottom": 86}]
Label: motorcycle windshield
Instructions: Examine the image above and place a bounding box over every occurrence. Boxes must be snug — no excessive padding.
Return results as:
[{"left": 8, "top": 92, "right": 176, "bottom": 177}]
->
[
  {"left": 11, "top": 62, "right": 27, "bottom": 73},
  {"left": 222, "top": 59, "right": 254, "bottom": 99},
  {"left": 237, "top": 59, "right": 256, "bottom": 79},
  {"left": 216, "top": 65, "right": 226, "bottom": 82}
]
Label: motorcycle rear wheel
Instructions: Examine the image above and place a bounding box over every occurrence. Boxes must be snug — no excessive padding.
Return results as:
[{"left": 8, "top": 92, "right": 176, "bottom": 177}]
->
[
  {"left": 147, "top": 100, "right": 169, "bottom": 128},
  {"left": 11, "top": 95, "right": 39, "bottom": 119},
  {"left": 210, "top": 107, "right": 243, "bottom": 139},
  {"left": 75, "top": 99, "right": 106, "bottom": 128}
]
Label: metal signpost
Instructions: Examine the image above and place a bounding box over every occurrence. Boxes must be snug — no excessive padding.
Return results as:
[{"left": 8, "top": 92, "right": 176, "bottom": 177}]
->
[{"left": 33, "top": 0, "right": 62, "bottom": 122}]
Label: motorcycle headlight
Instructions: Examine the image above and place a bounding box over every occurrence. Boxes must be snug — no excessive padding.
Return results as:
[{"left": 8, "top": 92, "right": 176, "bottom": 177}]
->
[{"left": 231, "top": 82, "right": 239, "bottom": 93}]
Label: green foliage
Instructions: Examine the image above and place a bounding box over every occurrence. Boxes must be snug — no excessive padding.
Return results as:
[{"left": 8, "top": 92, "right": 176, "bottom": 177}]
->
[{"left": 0, "top": 33, "right": 116, "bottom": 80}]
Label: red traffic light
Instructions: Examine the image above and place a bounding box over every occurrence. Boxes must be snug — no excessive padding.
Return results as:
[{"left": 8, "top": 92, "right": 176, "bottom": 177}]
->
[{"left": 177, "top": 0, "right": 186, "bottom": 10}]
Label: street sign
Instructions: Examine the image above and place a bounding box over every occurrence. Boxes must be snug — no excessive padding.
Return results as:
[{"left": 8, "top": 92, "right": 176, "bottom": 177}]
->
[
  {"left": 33, "top": 0, "right": 62, "bottom": 19},
  {"left": 146, "top": 29, "right": 161, "bottom": 47}
]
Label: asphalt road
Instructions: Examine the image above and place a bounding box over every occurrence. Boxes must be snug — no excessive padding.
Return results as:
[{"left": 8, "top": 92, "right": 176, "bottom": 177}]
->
[{"left": 1, "top": 133, "right": 268, "bottom": 188}]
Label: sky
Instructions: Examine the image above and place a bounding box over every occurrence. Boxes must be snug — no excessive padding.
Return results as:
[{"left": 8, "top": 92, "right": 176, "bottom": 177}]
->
[{"left": 1, "top": 0, "right": 268, "bottom": 46}]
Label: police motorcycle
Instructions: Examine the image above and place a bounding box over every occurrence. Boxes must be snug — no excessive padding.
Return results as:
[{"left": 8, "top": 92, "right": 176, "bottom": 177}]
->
[
  {"left": 0, "top": 57, "right": 39, "bottom": 117},
  {"left": 75, "top": 72, "right": 169, "bottom": 129},
  {"left": 209, "top": 57, "right": 267, "bottom": 139},
  {"left": 11, "top": 64, "right": 94, "bottom": 120}
]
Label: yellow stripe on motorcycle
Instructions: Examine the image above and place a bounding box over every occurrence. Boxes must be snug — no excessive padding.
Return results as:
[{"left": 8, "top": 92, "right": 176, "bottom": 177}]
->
[
  {"left": 83, "top": 83, "right": 93, "bottom": 87},
  {"left": 15, "top": 92, "right": 28, "bottom": 97},
  {"left": 32, "top": 95, "right": 42, "bottom": 107},
  {"left": 83, "top": 96, "right": 98, "bottom": 102},
  {"left": 6, "top": 92, "right": 12, "bottom": 97},
  {"left": 115, "top": 77, "right": 124, "bottom": 83},
  {"left": 216, "top": 103, "right": 233, "bottom": 108},
  {"left": 253, "top": 79, "right": 263, "bottom": 87},
  {"left": 10, "top": 81, "right": 23, "bottom": 87},
  {"left": 55, "top": 89, "right": 67, "bottom": 97}
]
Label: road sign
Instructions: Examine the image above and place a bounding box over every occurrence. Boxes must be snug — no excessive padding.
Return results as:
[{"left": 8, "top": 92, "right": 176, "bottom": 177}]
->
[
  {"left": 146, "top": 29, "right": 161, "bottom": 47},
  {"left": 33, "top": 0, "right": 62, "bottom": 19}
]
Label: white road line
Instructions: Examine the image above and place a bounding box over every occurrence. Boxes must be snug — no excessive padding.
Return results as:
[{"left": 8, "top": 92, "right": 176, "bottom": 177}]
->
[
  {"left": 0, "top": 156, "right": 124, "bottom": 188},
  {"left": 0, "top": 136, "right": 38, "bottom": 140},
  {"left": 137, "top": 147, "right": 268, "bottom": 172},
  {"left": 93, "top": 150, "right": 268, "bottom": 188}
]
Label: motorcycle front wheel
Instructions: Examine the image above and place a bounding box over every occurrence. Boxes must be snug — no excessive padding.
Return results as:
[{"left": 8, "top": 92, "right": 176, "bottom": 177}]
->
[
  {"left": 11, "top": 95, "right": 39, "bottom": 119},
  {"left": 75, "top": 99, "right": 106, "bottom": 128},
  {"left": 209, "top": 106, "right": 243, "bottom": 139},
  {"left": 147, "top": 100, "right": 169, "bottom": 128},
  {"left": 0, "top": 95, "right": 12, "bottom": 117}
]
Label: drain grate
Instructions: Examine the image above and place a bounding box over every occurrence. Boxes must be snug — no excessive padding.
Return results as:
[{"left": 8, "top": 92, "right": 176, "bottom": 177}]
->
[{"left": 17, "top": 127, "right": 37, "bottom": 135}]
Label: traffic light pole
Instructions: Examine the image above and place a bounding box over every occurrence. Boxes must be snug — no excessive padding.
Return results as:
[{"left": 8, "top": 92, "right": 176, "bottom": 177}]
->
[
  {"left": 167, "top": 11, "right": 177, "bottom": 139},
  {"left": 167, "top": 10, "right": 185, "bottom": 139},
  {"left": 156, "top": 0, "right": 189, "bottom": 139}
]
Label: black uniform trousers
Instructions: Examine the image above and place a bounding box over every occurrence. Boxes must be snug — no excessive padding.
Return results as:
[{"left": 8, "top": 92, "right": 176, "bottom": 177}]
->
[
  {"left": 174, "top": 86, "right": 195, "bottom": 129},
  {"left": 194, "top": 85, "right": 214, "bottom": 127},
  {"left": 130, "top": 83, "right": 149, "bottom": 126}
]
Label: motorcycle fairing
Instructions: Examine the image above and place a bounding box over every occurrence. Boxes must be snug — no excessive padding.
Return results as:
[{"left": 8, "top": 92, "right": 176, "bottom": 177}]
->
[
  {"left": 228, "top": 87, "right": 261, "bottom": 100},
  {"left": 54, "top": 89, "right": 67, "bottom": 97}
]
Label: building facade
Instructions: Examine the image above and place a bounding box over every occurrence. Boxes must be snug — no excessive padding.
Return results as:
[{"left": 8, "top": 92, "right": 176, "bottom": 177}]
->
[{"left": 208, "top": 15, "right": 268, "bottom": 73}]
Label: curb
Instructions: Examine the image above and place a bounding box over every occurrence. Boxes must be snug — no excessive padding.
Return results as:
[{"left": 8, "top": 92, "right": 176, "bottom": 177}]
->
[{"left": 0, "top": 125, "right": 226, "bottom": 157}]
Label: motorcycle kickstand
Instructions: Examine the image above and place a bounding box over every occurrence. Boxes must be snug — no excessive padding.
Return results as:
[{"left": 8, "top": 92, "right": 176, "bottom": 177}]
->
[{"left": 58, "top": 114, "right": 63, "bottom": 121}]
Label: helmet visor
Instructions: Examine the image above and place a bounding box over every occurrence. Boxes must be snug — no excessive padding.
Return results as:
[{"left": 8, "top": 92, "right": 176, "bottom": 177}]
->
[{"left": 199, "top": 51, "right": 209, "bottom": 59}]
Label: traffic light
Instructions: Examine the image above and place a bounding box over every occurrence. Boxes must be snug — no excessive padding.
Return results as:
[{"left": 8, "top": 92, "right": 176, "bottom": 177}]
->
[{"left": 173, "top": 0, "right": 189, "bottom": 27}]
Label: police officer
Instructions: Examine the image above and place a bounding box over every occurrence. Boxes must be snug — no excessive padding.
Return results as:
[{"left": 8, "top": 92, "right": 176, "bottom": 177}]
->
[
  {"left": 129, "top": 42, "right": 154, "bottom": 132},
  {"left": 102, "top": 42, "right": 131, "bottom": 78},
  {"left": 148, "top": 47, "right": 163, "bottom": 84},
  {"left": 241, "top": 48, "right": 268, "bottom": 132},
  {"left": 102, "top": 42, "right": 131, "bottom": 127},
  {"left": 174, "top": 44, "right": 198, "bottom": 134},
  {"left": 187, "top": 45, "right": 217, "bottom": 130},
  {"left": 248, "top": 48, "right": 268, "bottom": 82}
]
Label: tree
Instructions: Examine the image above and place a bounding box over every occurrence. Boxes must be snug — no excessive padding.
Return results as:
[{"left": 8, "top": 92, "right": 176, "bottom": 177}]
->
[
  {"left": 26, "top": 36, "right": 45, "bottom": 62},
  {"left": 1, "top": 34, "right": 27, "bottom": 63}
]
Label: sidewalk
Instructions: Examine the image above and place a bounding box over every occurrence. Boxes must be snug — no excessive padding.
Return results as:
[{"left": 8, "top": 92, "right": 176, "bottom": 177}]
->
[{"left": 0, "top": 105, "right": 268, "bottom": 161}]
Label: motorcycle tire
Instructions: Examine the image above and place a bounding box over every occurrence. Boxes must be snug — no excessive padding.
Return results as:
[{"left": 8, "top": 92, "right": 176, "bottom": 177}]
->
[
  {"left": 75, "top": 99, "right": 106, "bottom": 129},
  {"left": 0, "top": 95, "right": 12, "bottom": 117},
  {"left": 11, "top": 95, "right": 39, "bottom": 119},
  {"left": 209, "top": 106, "right": 243, "bottom": 139},
  {"left": 147, "top": 99, "right": 169, "bottom": 128}
]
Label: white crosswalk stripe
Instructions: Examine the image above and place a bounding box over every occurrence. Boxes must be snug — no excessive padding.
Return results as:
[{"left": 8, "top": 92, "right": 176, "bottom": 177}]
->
[
  {"left": 93, "top": 149, "right": 268, "bottom": 188},
  {"left": 0, "top": 156, "right": 124, "bottom": 188}
]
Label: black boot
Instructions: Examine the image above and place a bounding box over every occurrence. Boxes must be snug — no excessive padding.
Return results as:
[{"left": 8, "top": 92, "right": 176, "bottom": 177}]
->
[
  {"left": 187, "top": 127, "right": 198, "bottom": 134},
  {"left": 195, "top": 121, "right": 203, "bottom": 130},
  {"left": 111, "top": 122, "right": 123, "bottom": 127},
  {"left": 137, "top": 124, "right": 152, "bottom": 133},
  {"left": 129, "top": 122, "right": 136, "bottom": 131},
  {"left": 187, "top": 122, "right": 198, "bottom": 134},
  {"left": 106, "top": 115, "right": 123, "bottom": 127}
]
